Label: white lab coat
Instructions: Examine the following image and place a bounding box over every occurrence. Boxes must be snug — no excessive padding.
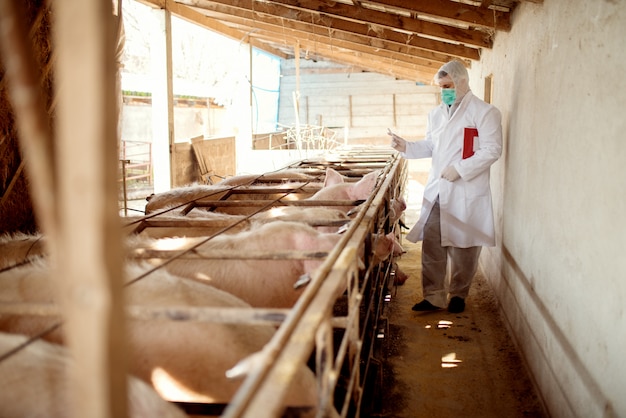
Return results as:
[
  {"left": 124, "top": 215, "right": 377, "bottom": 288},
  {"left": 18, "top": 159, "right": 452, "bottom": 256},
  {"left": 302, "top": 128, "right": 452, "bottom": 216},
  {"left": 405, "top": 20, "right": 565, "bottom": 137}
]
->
[{"left": 403, "top": 91, "right": 502, "bottom": 247}]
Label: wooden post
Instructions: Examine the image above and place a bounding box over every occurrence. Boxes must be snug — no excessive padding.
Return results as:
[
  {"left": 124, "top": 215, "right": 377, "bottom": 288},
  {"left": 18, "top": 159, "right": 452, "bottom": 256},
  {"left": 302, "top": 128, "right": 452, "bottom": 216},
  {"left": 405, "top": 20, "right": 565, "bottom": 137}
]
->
[
  {"left": 52, "top": 1, "right": 128, "bottom": 417},
  {"left": 294, "top": 41, "right": 301, "bottom": 143},
  {"left": 392, "top": 93, "right": 397, "bottom": 127},
  {"left": 150, "top": 6, "right": 174, "bottom": 193}
]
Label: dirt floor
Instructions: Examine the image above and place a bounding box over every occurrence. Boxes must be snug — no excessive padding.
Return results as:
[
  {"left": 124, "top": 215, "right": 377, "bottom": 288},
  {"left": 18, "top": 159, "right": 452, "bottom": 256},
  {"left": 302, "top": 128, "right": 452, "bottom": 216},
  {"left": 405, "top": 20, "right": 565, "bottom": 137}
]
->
[{"left": 377, "top": 238, "right": 548, "bottom": 418}]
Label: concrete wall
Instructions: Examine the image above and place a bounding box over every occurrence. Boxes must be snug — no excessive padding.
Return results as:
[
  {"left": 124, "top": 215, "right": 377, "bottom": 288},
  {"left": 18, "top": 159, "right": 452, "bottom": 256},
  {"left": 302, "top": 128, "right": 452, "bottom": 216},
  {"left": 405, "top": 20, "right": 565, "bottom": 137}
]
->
[
  {"left": 470, "top": 1, "right": 626, "bottom": 417},
  {"left": 121, "top": 103, "right": 229, "bottom": 144},
  {"left": 278, "top": 60, "right": 439, "bottom": 144}
]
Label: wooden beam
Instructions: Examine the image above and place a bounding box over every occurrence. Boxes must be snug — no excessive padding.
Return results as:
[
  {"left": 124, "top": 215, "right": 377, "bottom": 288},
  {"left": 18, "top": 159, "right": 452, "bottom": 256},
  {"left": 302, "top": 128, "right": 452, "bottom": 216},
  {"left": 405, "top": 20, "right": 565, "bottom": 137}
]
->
[
  {"left": 282, "top": 40, "right": 438, "bottom": 83},
  {"left": 179, "top": 0, "right": 480, "bottom": 60},
  {"left": 317, "top": 46, "right": 437, "bottom": 83},
  {"left": 210, "top": 9, "right": 458, "bottom": 64},
  {"left": 257, "top": 0, "right": 493, "bottom": 48},
  {"left": 245, "top": 23, "right": 447, "bottom": 69},
  {"left": 360, "top": 0, "right": 512, "bottom": 31},
  {"left": 251, "top": 30, "right": 441, "bottom": 78},
  {"left": 206, "top": 14, "right": 471, "bottom": 80},
  {"left": 52, "top": 0, "right": 128, "bottom": 417}
]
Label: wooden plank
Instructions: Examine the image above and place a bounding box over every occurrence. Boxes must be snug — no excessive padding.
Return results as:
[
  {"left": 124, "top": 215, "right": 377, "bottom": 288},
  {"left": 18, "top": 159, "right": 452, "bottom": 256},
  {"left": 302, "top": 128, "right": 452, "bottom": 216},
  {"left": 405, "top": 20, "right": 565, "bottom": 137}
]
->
[
  {"left": 249, "top": 0, "right": 494, "bottom": 47},
  {"left": 52, "top": 0, "right": 127, "bottom": 417},
  {"left": 196, "top": 136, "right": 236, "bottom": 183},
  {"left": 190, "top": 135, "right": 212, "bottom": 183},
  {"left": 172, "top": 137, "right": 235, "bottom": 186},
  {"left": 359, "top": 0, "right": 512, "bottom": 31}
]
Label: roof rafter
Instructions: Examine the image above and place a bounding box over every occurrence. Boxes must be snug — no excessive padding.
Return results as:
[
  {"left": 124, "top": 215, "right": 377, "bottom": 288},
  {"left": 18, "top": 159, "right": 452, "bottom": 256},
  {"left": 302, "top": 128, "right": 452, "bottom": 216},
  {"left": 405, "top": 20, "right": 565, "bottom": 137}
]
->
[
  {"left": 193, "top": 7, "right": 465, "bottom": 65},
  {"left": 133, "top": 0, "right": 529, "bottom": 82},
  {"left": 360, "top": 0, "right": 512, "bottom": 31},
  {"left": 249, "top": 29, "right": 439, "bottom": 82},
  {"left": 179, "top": 0, "right": 481, "bottom": 60},
  {"left": 221, "top": 0, "right": 494, "bottom": 48}
]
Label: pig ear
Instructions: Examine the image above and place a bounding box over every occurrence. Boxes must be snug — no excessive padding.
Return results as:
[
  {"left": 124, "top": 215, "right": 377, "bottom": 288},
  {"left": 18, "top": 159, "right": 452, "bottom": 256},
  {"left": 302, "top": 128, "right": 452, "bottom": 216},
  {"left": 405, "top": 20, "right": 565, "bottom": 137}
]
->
[
  {"left": 347, "top": 170, "right": 379, "bottom": 200},
  {"left": 323, "top": 168, "right": 344, "bottom": 187}
]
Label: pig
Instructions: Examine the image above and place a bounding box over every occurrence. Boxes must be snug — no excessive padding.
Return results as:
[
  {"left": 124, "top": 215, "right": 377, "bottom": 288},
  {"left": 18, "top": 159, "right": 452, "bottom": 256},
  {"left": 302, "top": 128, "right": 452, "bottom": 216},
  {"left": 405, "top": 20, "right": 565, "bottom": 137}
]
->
[
  {"left": 144, "top": 184, "right": 231, "bottom": 215},
  {"left": 392, "top": 262, "right": 409, "bottom": 286},
  {"left": 128, "top": 220, "right": 396, "bottom": 309},
  {"left": 307, "top": 168, "right": 381, "bottom": 213},
  {"left": 144, "top": 168, "right": 326, "bottom": 216},
  {"left": 217, "top": 169, "right": 321, "bottom": 187},
  {"left": 390, "top": 196, "right": 407, "bottom": 225},
  {"left": 126, "top": 221, "right": 343, "bottom": 308},
  {"left": 145, "top": 182, "right": 316, "bottom": 216},
  {"left": 0, "top": 261, "right": 319, "bottom": 412},
  {"left": 251, "top": 206, "right": 350, "bottom": 233},
  {"left": 382, "top": 196, "right": 407, "bottom": 256},
  {"left": 122, "top": 211, "right": 254, "bottom": 238},
  {"left": 0, "top": 232, "right": 47, "bottom": 270},
  {"left": 130, "top": 206, "right": 351, "bottom": 238},
  {"left": 0, "top": 331, "right": 188, "bottom": 418}
]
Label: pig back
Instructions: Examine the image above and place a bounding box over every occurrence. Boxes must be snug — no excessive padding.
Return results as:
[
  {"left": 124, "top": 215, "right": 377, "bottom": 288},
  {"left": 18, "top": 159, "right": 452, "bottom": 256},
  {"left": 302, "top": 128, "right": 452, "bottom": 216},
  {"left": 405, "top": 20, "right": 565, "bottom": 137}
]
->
[
  {"left": 0, "top": 331, "right": 188, "bottom": 418},
  {"left": 126, "top": 221, "right": 342, "bottom": 309},
  {"left": 0, "top": 261, "right": 319, "bottom": 411}
]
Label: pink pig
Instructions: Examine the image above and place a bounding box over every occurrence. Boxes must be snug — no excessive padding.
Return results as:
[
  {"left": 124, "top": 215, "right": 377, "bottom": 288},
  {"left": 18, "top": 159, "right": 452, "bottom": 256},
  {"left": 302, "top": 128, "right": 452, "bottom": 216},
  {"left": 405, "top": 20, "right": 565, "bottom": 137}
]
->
[
  {"left": 308, "top": 168, "right": 381, "bottom": 213},
  {"left": 0, "top": 261, "right": 319, "bottom": 412},
  {"left": 126, "top": 221, "right": 342, "bottom": 308},
  {"left": 0, "top": 331, "right": 188, "bottom": 418}
]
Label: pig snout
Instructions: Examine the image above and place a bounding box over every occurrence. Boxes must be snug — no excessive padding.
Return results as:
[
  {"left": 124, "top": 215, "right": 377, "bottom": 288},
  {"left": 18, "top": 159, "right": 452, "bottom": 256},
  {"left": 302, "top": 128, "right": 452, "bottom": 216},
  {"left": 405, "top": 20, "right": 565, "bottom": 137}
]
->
[{"left": 392, "top": 263, "right": 409, "bottom": 286}]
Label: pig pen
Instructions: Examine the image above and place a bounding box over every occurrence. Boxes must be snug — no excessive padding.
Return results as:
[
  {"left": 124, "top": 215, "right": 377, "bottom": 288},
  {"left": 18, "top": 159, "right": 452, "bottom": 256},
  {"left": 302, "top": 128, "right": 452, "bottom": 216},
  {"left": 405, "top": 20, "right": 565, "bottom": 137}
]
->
[{"left": 121, "top": 148, "right": 406, "bottom": 418}]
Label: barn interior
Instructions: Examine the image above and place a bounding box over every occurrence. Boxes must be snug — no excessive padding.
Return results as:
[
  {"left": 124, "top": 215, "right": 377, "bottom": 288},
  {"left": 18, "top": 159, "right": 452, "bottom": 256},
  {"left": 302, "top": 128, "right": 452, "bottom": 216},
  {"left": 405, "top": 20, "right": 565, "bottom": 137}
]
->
[{"left": 1, "top": 1, "right": 625, "bottom": 418}]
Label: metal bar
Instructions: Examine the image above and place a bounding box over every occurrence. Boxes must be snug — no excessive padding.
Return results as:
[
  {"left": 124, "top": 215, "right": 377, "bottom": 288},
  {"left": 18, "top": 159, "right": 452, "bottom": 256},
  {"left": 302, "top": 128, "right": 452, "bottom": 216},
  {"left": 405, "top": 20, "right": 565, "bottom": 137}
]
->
[
  {"left": 128, "top": 249, "right": 330, "bottom": 260},
  {"left": 192, "top": 199, "right": 365, "bottom": 207},
  {"left": 222, "top": 154, "right": 400, "bottom": 418}
]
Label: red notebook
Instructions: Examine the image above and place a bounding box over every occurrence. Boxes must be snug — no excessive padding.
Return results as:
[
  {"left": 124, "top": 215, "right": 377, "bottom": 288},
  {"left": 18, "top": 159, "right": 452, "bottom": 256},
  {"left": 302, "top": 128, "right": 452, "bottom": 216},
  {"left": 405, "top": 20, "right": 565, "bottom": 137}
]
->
[{"left": 463, "top": 127, "right": 479, "bottom": 159}]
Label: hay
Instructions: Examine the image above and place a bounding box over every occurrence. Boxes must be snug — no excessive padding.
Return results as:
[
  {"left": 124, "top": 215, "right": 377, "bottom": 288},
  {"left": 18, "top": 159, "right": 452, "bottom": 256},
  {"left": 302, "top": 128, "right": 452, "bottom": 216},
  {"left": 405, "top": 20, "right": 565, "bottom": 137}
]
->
[{"left": 0, "top": 0, "right": 53, "bottom": 234}]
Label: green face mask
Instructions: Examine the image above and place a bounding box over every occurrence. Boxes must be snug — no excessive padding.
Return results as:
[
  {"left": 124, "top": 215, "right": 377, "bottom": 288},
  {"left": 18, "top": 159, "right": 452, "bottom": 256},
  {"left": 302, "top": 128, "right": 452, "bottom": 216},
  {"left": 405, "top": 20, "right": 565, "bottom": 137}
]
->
[{"left": 441, "top": 88, "right": 456, "bottom": 106}]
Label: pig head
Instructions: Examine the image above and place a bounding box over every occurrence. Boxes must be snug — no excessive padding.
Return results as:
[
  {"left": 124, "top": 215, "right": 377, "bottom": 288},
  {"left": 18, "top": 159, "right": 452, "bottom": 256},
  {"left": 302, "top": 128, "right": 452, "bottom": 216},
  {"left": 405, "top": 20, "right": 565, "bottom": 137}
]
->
[{"left": 308, "top": 168, "right": 381, "bottom": 212}]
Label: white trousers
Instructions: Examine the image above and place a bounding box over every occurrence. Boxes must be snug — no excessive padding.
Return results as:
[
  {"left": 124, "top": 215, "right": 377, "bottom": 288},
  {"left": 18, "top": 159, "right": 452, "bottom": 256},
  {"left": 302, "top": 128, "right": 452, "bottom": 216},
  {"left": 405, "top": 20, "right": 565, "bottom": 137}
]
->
[{"left": 421, "top": 199, "right": 481, "bottom": 308}]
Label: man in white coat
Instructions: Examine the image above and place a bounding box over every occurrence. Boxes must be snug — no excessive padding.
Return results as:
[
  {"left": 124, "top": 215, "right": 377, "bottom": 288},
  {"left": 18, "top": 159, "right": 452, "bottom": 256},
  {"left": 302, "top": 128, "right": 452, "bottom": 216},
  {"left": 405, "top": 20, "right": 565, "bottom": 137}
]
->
[{"left": 388, "top": 60, "right": 502, "bottom": 313}]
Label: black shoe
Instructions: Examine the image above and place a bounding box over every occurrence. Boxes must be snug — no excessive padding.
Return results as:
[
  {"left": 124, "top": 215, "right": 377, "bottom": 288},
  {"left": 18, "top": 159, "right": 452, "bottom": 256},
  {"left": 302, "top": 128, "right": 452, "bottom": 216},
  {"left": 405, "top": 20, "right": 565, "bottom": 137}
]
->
[
  {"left": 411, "top": 300, "right": 442, "bottom": 311},
  {"left": 448, "top": 297, "right": 465, "bottom": 313}
]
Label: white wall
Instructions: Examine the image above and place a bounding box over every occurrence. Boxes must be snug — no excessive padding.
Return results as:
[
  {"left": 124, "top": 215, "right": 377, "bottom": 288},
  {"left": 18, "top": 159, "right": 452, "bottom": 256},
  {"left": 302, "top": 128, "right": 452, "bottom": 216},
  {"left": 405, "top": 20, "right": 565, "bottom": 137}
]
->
[
  {"left": 121, "top": 104, "right": 229, "bottom": 143},
  {"left": 278, "top": 60, "right": 439, "bottom": 143},
  {"left": 471, "top": 1, "right": 626, "bottom": 417}
]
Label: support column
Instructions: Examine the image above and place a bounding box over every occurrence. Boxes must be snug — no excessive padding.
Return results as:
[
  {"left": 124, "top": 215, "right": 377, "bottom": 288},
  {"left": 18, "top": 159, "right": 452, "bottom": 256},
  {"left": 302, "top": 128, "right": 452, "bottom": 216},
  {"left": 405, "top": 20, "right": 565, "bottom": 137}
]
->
[{"left": 150, "top": 7, "right": 174, "bottom": 192}]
